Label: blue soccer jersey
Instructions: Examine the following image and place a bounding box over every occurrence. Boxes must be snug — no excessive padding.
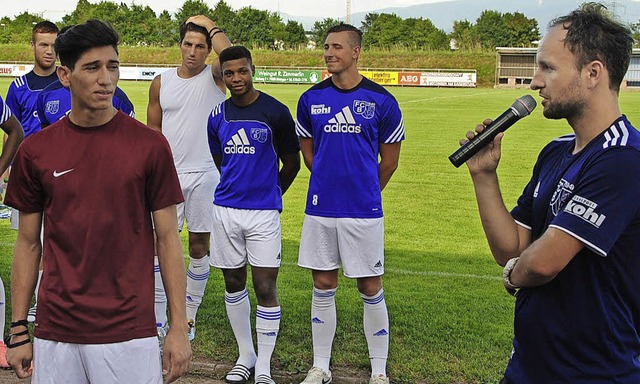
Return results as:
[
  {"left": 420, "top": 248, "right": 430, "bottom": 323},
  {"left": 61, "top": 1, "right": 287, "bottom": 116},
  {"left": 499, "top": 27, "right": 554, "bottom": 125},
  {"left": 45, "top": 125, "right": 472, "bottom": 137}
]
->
[
  {"left": 0, "top": 96, "right": 12, "bottom": 125},
  {"left": 296, "top": 77, "right": 404, "bottom": 218},
  {"left": 37, "top": 80, "right": 136, "bottom": 127},
  {"left": 507, "top": 116, "right": 640, "bottom": 383},
  {"left": 208, "top": 92, "right": 299, "bottom": 211},
  {"left": 5, "top": 71, "right": 58, "bottom": 137}
]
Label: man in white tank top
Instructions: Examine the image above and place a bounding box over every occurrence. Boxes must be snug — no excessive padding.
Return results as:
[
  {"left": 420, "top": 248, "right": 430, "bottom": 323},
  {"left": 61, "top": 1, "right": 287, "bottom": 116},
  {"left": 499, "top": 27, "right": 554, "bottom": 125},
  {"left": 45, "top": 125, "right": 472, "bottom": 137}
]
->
[{"left": 147, "top": 14, "right": 231, "bottom": 342}]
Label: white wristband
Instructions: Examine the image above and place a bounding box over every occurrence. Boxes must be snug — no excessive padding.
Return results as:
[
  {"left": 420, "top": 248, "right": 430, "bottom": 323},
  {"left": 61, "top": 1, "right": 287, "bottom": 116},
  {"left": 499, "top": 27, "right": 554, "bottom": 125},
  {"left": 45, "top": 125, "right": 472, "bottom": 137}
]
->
[{"left": 503, "top": 257, "right": 520, "bottom": 291}]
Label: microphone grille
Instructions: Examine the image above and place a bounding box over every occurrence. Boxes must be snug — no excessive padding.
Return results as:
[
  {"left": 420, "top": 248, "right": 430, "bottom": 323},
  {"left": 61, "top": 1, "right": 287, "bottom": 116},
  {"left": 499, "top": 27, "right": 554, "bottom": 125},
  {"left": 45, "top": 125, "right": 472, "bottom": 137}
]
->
[{"left": 512, "top": 94, "right": 537, "bottom": 117}]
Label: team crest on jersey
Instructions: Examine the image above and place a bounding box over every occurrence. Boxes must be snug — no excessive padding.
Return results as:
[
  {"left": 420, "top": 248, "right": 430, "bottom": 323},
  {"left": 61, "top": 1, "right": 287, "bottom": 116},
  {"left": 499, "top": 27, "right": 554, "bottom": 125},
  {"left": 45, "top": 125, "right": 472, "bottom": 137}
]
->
[
  {"left": 251, "top": 128, "right": 268, "bottom": 143},
  {"left": 550, "top": 178, "right": 574, "bottom": 216},
  {"left": 45, "top": 100, "right": 59, "bottom": 115},
  {"left": 353, "top": 100, "right": 375, "bottom": 119}
]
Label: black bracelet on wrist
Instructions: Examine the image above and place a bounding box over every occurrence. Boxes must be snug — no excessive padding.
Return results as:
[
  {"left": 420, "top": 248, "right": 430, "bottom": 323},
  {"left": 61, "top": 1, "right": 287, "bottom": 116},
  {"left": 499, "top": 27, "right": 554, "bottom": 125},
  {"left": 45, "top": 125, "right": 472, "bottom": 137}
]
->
[
  {"left": 10, "top": 320, "right": 28, "bottom": 328},
  {"left": 211, "top": 29, "right": 224, "bottom": 38},
  {"left": 208, "top": 27, "right": 221, "bottom": 35},
  {"left": 6, "top": 338, "right": 31, "bottom": 349},
  {"left": 4, "top": 329, "right": 31, "bottom": 349}
]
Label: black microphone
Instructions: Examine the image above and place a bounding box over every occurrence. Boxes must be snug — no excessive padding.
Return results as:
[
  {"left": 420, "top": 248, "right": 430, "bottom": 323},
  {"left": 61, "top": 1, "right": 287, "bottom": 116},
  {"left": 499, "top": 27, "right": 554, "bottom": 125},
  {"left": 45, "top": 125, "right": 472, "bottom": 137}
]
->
[{"left": 449, "top": 95, "right": 537, "bottom": 168}]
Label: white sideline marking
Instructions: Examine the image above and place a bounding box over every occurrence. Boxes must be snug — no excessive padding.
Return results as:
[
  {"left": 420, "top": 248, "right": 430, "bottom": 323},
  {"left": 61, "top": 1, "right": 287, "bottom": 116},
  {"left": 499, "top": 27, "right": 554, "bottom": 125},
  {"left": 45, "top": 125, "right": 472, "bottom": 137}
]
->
[
  {"left": 400, "top": 92, "right": 494, "bottom": 105},
  {"left": 281, "top": 261, "right": 500, "bottom": 281}
]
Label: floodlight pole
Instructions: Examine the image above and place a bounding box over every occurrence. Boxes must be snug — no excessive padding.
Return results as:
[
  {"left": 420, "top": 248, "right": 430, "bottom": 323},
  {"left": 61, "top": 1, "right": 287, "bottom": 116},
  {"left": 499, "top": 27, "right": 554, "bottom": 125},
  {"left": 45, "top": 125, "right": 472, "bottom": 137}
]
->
[{"left": 346, "top": 0, "right": 351, "bottom": 24}]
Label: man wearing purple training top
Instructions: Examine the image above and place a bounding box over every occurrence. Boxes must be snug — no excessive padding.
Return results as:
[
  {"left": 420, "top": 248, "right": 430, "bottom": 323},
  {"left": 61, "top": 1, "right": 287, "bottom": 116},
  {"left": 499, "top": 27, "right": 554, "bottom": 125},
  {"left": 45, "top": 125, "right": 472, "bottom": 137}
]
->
[{"left": 296, "top": 23, "right": 404, "bottom": 384}]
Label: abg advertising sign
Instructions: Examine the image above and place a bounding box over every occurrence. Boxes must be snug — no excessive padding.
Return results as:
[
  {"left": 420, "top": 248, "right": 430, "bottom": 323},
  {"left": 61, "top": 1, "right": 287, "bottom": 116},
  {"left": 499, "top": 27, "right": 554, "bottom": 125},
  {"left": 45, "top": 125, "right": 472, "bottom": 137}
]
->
[{"left": 398, "top": 72, "right": 422, "bottom": 86}]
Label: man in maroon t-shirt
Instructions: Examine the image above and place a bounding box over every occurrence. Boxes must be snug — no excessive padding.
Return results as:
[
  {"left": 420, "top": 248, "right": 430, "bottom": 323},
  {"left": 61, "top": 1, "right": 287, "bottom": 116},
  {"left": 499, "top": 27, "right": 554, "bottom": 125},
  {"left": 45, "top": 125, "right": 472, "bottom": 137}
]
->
[{"left": 4, "top": 19, "right": 191, "bottom": 383}]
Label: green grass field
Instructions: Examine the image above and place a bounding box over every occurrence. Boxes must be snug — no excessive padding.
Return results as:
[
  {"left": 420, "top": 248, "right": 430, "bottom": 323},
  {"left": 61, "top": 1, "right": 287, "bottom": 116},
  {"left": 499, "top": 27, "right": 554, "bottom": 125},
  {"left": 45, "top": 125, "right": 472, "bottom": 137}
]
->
[{"left": 1, "top": 77, "right": 640, "bottom": 383}]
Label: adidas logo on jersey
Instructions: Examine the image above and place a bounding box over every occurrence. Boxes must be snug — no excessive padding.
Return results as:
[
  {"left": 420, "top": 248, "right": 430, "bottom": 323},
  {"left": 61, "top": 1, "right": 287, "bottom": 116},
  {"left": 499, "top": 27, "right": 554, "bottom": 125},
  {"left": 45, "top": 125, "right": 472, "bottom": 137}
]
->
[
  {"left": 564, "top": 195, "right": 606, "bottom": 228},
  {"left": 324, "top": 106, "right": 362, "bottom": 134},
  {"left": 311, "top": 104, "right": 331, "bottom": 115},
  {"left": 225, "top": 128, "right": 256, "bottom": 154}
]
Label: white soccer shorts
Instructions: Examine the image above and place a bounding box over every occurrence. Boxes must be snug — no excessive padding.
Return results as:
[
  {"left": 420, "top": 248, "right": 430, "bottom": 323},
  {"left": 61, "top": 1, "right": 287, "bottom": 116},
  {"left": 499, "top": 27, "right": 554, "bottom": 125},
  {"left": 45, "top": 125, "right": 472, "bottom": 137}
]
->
[
  {"left": 298, "top": 214, "right": 385, "bottom": 278},
  {"left": 10, "top": 207, "right": 18, "bottom": 230},
  {"left": 32, "top": 336, "right": 162, "bottom": 384},
  {"left": 210, "top": 205, "right": 281, "bottom": 269},
  {"left": 176, "top": 170, "right": 219, "bottom": 233}
]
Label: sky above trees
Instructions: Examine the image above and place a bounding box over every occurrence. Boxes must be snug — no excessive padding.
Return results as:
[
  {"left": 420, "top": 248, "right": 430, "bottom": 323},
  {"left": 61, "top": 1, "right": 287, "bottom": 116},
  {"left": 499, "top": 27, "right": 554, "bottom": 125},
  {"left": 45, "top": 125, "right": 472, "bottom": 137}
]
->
[{"left": 1, "top": 0, "right": 445, "bottom": 20}]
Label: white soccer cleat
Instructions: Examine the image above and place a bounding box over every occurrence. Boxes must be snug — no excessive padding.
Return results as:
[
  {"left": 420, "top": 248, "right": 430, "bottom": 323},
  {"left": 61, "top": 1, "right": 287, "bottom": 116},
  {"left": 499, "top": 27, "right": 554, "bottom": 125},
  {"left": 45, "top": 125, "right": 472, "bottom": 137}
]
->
[
  {"left": 300, "top": 367, "right": 332, "bottom": 384},
  {"left": 157, "top": 323, "right": 170, "bottom": 353},
  {"left": 187, "top": 319, "right": 196, "bottom": 341}
]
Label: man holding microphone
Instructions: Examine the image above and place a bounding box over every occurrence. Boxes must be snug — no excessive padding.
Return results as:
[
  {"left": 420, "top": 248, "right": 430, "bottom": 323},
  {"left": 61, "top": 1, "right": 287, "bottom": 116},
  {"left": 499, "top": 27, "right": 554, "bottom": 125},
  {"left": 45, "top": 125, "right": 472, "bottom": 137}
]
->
[{"left": 462, "top": 3, "right": 640, "bottom": 383}]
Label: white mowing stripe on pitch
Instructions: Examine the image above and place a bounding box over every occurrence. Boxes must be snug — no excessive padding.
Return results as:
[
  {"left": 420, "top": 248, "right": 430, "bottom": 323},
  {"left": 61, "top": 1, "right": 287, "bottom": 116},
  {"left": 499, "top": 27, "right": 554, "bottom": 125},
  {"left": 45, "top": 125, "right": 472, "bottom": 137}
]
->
[
  {"left": 386, "top": 267, "right": 501, "bottom": 281},
  {"left": 400, "top": 91, "right": 495, "bottom": 105},
  {"left": 0, "top": 247, "right": 500, "bottom": 282},
  {"left": 281, "top": 261, "right": 500, "bottom": 281}
]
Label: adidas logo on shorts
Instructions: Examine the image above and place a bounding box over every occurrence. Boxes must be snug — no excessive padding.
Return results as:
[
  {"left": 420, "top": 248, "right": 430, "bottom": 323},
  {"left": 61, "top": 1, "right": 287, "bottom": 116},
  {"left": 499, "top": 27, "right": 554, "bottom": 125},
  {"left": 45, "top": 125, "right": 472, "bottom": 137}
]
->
[{"left": 374, "top": 260, "right": 383, "bottom": 268}]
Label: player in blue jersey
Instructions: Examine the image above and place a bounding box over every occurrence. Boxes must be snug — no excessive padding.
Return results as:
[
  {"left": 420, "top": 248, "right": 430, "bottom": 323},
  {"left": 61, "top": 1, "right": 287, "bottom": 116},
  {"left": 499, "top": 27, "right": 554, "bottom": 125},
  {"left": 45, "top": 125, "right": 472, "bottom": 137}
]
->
[
  {"left": 0, "top": 97, "right": 25, "bottom": 368},
  {"left": 4, "top": 20, "right": 59, "bottom": 326},
  {"left": 296, "top": 24, "right": 404, "bottom": 384},
  {"left": 207, "top": 46, "right": 300, "bottom": 384},
  {"left": 462, "top": 4, "right": 640, "bottom": 383},
  {"left": 37, "top": 79, "right": 135, "bottom": 127},
  {"left": 0, "top": 99, "right": 24, "bottom": 176},
  {"left": 5, "top": 21, "right": 59, "bottom": 138}
]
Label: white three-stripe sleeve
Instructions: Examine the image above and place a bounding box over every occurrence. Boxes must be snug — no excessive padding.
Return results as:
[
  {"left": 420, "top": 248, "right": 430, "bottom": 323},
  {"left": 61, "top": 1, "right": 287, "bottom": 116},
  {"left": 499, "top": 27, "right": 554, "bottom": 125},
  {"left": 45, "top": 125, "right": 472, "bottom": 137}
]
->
[
  {"left": 0, "top": 102, "right": 12, "bottom": 125},
  {"left": 618, "top": 121, "right": 629, "bottom": 146},
  {"left": 384, "top": 117, "right": 405, "bottom": 144},
  {"left": 296, "top": 120, "right": 312, "bottom": 138}
]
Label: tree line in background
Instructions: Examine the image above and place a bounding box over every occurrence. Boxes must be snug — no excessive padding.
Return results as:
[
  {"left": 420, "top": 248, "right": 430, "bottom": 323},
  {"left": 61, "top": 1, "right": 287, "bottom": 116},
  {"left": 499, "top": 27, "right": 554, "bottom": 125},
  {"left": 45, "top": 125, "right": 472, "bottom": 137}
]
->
[{"left": 1, "top": 0, "right": 636, "bottom": 50}]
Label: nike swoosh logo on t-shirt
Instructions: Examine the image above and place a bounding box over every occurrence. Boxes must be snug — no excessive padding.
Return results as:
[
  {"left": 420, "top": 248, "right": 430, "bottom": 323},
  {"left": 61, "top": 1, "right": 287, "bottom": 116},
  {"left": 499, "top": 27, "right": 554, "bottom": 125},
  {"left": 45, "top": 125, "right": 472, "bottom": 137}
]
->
[{"left": 53, "top": 169, "right": 74, "bottom": 177}]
